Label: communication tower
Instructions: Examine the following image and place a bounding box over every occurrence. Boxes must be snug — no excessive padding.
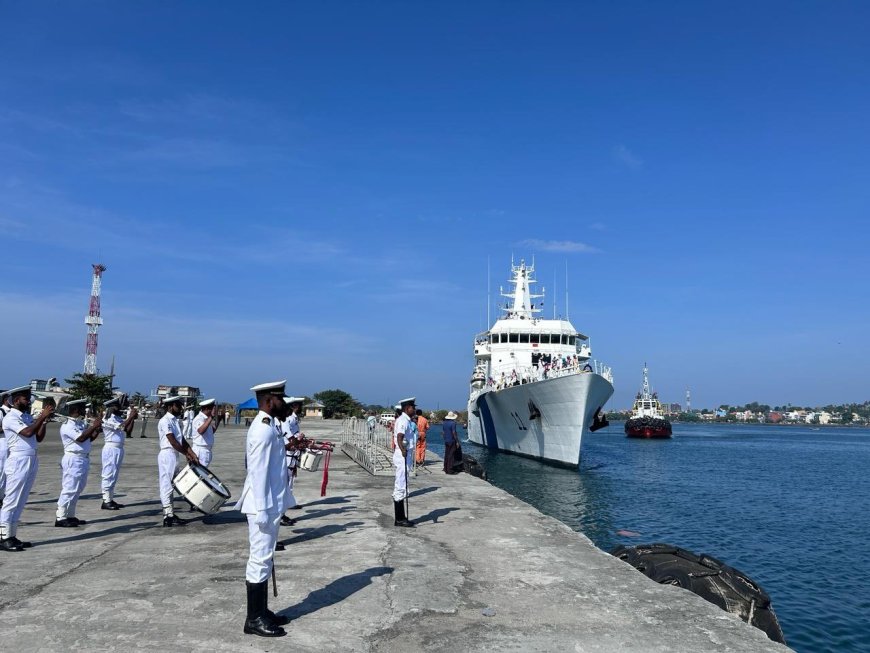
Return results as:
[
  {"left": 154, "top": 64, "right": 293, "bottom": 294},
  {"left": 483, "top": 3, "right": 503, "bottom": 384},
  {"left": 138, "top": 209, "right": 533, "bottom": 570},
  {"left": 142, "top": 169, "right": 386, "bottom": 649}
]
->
[
  {"left": 686, "top": 389, "right": 691, "bottom": 413},
  {"left": 84, "top": 264, "right": 107, "bottom": 374}
]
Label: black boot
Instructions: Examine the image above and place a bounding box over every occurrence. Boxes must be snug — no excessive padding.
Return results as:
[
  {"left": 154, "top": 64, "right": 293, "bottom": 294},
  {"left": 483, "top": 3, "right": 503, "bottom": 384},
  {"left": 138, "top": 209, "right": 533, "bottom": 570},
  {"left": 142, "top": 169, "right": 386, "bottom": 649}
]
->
[
  {"left": 394, "top": 500, "right": 415, "bottom": 528},
  {"left": 264, "top": 584, "right": 290, "bottom": 626},
  {"left": 243, "top": 581, "right": 286, "bottom": 637}
]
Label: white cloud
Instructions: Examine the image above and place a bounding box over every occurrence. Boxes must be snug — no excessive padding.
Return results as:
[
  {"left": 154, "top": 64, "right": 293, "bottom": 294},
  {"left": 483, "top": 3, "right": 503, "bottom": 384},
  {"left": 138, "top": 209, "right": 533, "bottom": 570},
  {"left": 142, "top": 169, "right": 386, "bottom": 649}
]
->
[
  {"left": 518, "top": 239, "right": 600, "bottom": 254},
  {"left": 612, "top": 144, "right": 643, "bottom": 169}
]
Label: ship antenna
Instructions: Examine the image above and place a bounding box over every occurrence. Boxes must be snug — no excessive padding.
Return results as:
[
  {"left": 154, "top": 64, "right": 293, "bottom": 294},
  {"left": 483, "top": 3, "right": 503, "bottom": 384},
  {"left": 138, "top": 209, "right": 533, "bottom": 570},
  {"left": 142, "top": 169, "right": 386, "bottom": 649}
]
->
[
  {"left": 565, "top": 260, "right": 569, "bottom": 320},
  {"left": 553, "top": 268, "right": 557, "bottom": 319},
  {"left": 487, "top": 256, "right": 491, "bottom": 327}
]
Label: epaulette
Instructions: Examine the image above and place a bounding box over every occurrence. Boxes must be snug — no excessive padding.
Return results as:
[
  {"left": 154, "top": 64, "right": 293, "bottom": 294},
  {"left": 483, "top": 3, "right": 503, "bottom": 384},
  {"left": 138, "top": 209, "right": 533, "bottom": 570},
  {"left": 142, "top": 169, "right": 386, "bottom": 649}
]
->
[{"left": 261, "top": 417, "right": 271, "bottom": 424}]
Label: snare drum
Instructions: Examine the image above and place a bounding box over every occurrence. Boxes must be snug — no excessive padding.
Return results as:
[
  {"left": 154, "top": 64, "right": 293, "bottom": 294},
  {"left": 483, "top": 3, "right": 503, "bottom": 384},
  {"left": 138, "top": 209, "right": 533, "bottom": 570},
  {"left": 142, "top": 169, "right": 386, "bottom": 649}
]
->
[
  {"left": 300, "top": 450, "right": 323, "bottom": 472},
  {"left": 172, "top": 462, "right": 232, "bottom": 514}
]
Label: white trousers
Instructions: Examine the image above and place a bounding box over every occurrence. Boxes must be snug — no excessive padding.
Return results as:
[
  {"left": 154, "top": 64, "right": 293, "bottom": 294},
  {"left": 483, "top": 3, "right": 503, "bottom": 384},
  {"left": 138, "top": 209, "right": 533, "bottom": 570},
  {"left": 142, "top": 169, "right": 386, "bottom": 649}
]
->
[
  {"left": 245, "top": 513, "right": 282, "bottom": 583},
  {"left": 101, "top": 446, "right": 124, "bottom": 501},
  {"left": 192, "top": 446, "right": 211, "bottom": 468},
  {"left": 0, "top": 454, "right": 38, "bottom": 529},
  {"left": 0, "top": 438, "right": 7, "bottom": 501},
  {"left": 56, "top": 454, "right": 90, "bottom": 519},
  {"left": 285, "top": 463, "right": 297, "bottom": 509},
  {"left": 392, "top": 449, "right": 412, "bottom": 502},
  {"left": 158, "top": 449, "right": 179, "bottom": 514}
]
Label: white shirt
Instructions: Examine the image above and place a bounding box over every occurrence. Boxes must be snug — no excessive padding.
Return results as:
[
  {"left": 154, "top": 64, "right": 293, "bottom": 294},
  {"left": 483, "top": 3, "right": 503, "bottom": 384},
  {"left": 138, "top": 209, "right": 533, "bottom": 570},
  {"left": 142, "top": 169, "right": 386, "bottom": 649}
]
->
[
  {"left": 282, "top": 414, "right": 303, "bottom": 467},
  {"left": 0, "top": 403, "right": 10, "bottom": 445},
  {"left": 2, "top": 407, "right": 37, "bottom": 456},
  {"left": 393, "top": 413, "right": 416, "bottom": 450},
  {"left": 181, "top": 408, "right": 195, "bottom": 442},
  {"left": 190, "top": 411, "right": 214, "bottom": 449},
  {"left": 158, "top": 412, "right": 182, "bottom": 451},
  {"left": 102, "top": 413, "right": 126, "bottom": 445},
  {"left": 60, "top": 418, "right": 92, "bottom": 455},
  {"left": 235, "top": 411, "right": 290, "bottom": 515}
]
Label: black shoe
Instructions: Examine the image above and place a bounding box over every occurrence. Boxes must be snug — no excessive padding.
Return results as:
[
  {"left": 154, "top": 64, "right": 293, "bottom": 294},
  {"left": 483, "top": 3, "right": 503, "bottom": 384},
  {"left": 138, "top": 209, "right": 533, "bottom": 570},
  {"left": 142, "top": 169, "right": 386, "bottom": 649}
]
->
[
  {"left": 69, "top": 517, "right": 86, "bottom": 526},
  {"left": 163, "top": 516, "right": 174, "bottom": 527},
  {"left": 101, "top": 501, "right": 120, "bottom": 511},
  {"left": 275, "top": 542, "right": 285, "bottom": 551},
  {"left": 0, "top": 538, "right": 24, "bottom": 552},
  {"left": 109, "top": 500, "right": 125, "bottom": 509},
  {"left": 170, "top": 514, "right": 188, "bottom": 525},
  {"left": 244, "top": 581, "right": 286, "bottom": 637},
  {"left": 9, "top": 537, "right": 32, "bottom": 548},
  {"left": 280, "top": 515, "right": 295, "bottom": 526},
  {"left": 55, "top": 518, "right": 77, "bottom": 528},
  {"left": 265, "top": 609, "right": 290, "bottom": 626}
]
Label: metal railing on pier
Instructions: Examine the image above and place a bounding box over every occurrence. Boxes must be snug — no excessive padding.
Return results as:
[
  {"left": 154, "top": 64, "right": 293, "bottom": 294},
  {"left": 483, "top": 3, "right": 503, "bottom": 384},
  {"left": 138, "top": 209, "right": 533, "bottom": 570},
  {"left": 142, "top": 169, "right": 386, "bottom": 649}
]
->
[{"left": 339, "top": 418, "right": 394, "bottom": 476}]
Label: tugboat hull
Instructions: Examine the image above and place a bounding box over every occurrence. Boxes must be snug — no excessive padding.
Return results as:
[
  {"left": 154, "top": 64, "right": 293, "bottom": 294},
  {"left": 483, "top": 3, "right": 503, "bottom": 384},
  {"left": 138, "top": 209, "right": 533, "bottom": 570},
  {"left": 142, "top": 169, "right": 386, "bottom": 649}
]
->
[{"left": 625, "top": 418, "right": 672, "bottom": 438}]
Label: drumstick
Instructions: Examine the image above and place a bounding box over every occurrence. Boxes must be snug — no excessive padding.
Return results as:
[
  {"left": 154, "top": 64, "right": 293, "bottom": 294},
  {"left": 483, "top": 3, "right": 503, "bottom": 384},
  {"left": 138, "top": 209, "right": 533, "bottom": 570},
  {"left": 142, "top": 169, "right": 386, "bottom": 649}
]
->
[{"left": 271, "top": 564, "right": 278, "bottom": 597}]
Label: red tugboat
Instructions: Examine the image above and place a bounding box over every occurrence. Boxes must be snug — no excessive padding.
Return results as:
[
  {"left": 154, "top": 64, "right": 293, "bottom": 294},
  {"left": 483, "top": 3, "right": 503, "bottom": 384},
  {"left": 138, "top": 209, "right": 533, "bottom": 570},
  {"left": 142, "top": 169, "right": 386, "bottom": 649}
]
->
[{"left": 624, "top": 364, "right": 672, "bottom": 438}]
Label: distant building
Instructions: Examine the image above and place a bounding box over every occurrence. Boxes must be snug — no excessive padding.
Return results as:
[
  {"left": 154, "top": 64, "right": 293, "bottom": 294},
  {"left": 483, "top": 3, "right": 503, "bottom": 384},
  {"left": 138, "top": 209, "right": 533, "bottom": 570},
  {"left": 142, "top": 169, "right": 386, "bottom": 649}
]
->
[
  {"left": 156, "top": 385, "right": 201, "bottom": 400},
  {"left": 768, "top": 411, "right": 783, "bottom": 423},
  {"left": 304, "top": 400, "right": 324, "bottom": 419}
]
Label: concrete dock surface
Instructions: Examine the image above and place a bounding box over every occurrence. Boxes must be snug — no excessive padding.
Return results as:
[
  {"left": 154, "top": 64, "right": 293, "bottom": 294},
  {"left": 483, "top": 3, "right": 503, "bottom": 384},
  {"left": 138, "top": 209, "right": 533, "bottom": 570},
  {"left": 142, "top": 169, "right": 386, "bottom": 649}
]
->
[{"left": 1, "top": 419, "right": 791, "bottom": 652}]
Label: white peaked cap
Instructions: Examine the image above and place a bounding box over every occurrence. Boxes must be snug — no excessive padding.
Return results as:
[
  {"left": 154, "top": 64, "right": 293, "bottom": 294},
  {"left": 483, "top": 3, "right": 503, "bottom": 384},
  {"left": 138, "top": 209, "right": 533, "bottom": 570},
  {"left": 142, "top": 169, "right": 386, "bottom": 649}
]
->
[
  {"left": 66, "top": 399, "right": 88, "bottom": 408},
  {"left": 399, "top": 397, "right": 416, "bottom": 406},
  {"left": 199, "top": 398, "right": 216, "bottom": 407},
  {"left": 163, "top": 396, "right": 183, "bottom": 404},
  {"left": 251, "top": 380, "right": 287, "bottom": 394},
  {"left": 6, "top": 385, "right": 31, "bottom": 396},
  {"left": 284, "top": 396, "right": 305, "bottom": 404}
]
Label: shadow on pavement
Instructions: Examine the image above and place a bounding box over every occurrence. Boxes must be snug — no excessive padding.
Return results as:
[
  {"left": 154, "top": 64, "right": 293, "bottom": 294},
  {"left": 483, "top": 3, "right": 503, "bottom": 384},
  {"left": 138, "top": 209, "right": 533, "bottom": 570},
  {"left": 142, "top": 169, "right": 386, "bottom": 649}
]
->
[
  {"left": 279, "top": 521, "right": 365, "bottom": 546},
  {"left": 408, "top": 486, "right": 438, "bottom": 499},
  {"left": 295, "top": 506, "right": 357, "bottom": 522},
  {"left": 412, "top": 507, "right": 459, "bottom": 524},
  {"left": 277, "top": 566, "right": 394, "bottom": 620},
  {"left": 36, "top": 519, "right": 157, "bottom": 546},
  {"left": 303, "top": 495, "right": 359, "bottom": 507}
]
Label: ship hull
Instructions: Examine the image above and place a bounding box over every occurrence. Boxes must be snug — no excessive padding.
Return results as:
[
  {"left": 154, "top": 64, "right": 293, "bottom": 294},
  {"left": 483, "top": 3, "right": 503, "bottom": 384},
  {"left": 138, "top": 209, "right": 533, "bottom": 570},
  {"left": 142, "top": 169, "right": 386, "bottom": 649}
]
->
[
  {"left": 624, "top": 419, "right": 672, "bottom": 439},
  {"left": 466, "top": 373, "right": 614, "bottom": 466}
]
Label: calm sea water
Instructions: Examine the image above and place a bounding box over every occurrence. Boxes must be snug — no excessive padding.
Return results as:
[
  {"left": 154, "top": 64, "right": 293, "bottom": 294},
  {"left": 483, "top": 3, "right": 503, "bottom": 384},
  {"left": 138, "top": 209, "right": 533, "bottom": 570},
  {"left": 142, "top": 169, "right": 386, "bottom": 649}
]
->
[{"left": 427, "top": 422, "right": 870, "bottom": 653}]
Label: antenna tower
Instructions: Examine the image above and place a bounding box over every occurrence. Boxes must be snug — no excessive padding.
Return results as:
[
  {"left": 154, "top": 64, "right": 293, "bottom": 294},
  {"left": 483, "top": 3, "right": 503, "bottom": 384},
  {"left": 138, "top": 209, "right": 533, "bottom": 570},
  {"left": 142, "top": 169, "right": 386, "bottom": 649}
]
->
[
  {"left": 686, "top": 389, "right": 691, "bottom": 413},
  {"left": 84, "top": 264, "right": 107, "bottom": 374}
]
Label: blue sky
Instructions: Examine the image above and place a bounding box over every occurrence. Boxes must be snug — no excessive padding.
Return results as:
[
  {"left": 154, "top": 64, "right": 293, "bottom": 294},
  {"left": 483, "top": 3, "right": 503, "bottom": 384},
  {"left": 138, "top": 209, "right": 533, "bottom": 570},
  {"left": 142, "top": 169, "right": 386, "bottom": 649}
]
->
[{"left": 1, "top": 1, "right": 868, "bottom": 410}]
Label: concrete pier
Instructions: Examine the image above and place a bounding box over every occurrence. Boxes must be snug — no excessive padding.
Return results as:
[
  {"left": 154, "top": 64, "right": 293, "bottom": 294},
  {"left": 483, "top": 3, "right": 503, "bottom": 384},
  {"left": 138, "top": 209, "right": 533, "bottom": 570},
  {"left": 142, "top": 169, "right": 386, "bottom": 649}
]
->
[{"left": 1, "top": 420, "right": 790, "bottom": 652}]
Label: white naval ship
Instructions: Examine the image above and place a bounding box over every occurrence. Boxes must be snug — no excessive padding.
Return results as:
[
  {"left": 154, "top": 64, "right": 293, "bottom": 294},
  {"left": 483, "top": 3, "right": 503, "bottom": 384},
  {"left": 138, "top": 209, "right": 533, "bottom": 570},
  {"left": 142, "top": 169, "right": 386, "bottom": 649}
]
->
[{"left": 466, "top": 259, "right": 614, "bottom": 466}]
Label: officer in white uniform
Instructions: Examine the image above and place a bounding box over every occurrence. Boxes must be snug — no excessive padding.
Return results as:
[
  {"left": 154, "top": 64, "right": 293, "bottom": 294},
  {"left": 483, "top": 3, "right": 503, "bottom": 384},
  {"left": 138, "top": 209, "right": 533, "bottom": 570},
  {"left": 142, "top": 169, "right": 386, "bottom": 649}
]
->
[
  {"left": 392, "top": 397, "right": 417, "bottom": 527},
  {"left": 55, "top": 399, "right": 103, "bottom": 527},
  {"left": 280, "top": 396, "right": 307, "bottom": 525},
  {"left": 0, "top": 386, "right": 54, "bottom": 551},
  {"left": 157, "top": 396, "right": 198, "bottom": 526},
  {"left": 181, "top": 401, "right": 196, "bottom": 445},
  {"left": 100, "top": 397, "right": 137, "bottom": 510},
  {"left": 0, "top": 390, "right": 12, "bottom": 506},
  {"left": 236, "top": 380, "right": 291, "bottom": 638},
  {"left": 190, "top": 398, "right": 218, "bottom": 467}
]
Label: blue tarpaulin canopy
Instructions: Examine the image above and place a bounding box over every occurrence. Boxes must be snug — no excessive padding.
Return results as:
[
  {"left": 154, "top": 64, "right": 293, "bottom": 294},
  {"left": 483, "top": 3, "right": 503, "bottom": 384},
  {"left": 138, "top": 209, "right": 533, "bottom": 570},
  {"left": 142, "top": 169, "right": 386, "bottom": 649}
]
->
[{"left": 236, "top": 397, "right": 257, "bottom": 410}]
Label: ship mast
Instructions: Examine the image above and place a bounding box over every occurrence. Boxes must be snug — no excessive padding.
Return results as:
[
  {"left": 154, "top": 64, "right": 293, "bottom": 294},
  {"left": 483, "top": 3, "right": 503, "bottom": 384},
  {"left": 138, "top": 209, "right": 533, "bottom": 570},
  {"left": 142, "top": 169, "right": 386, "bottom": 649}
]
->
[
  {"left": 641, "top": 363, "right": 651, "bottom": 399},
  {"left": 500, "top": 259, "right": 543, "bottom": 319}
]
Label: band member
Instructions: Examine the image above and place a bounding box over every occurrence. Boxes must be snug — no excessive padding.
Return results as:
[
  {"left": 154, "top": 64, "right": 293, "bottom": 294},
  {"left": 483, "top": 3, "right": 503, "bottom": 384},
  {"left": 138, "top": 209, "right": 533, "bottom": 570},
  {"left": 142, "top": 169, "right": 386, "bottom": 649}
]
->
[
  {"left": 100, "top": 397, "right": 137, "bottom": 510},
  {"left": 0, "top": 386, "right": 54, "bottom": 551},
  {"left": 55, "top": 399, "right": 103, "bottom": 527},
  {"left": 190, "top": 398, "right": 218, "bottom": 467},
  {"left": 157, "top": 396, "right": 198, "bottom": 526},
  {"left": 0, "top": 390, "right": 12, "bottom": 506},
  {"left": 236, "top": 380, "right": 291, "bottom": 637},
  {"left": 392, "top": 397, "right": 417, "bottom": 527},
  {"left": 280, "top": 397, "right": 307, "bottom": 525}
]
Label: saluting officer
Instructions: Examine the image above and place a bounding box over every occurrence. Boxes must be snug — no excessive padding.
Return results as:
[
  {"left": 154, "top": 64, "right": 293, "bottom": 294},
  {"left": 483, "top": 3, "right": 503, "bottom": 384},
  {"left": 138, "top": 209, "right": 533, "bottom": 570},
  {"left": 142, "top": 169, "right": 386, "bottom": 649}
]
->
[
  {"left": 0, "top": 385, "right": 54, "bottom": 551},
  {"left": 157, "top": 396, "right": 198, "bottom": 526},
  {"left": 190, "top": 398, "right": 218, "bottom": 467},
  {"left": 100, "top": 397, "right": 137, "bottom": 510},
  {"left": 392, "top": 396, "right": 417, "bottom": 527},
  {"left": 236, "top": 380, "right": 291, "bottom": 638},
  {"left": 55, "top": 399, "right": 103, "bottom": 527}
]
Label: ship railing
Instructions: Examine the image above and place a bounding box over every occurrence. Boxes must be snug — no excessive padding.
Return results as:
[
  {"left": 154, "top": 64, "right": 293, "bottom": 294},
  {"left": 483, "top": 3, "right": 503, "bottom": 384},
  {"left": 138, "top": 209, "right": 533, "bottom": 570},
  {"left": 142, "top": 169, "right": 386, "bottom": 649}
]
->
[
  {"left": 483, "top": 358, "right": 614, "bottom": 391},
  {"left": 338, "top": 417, "right": 394, "bottom": 476}
]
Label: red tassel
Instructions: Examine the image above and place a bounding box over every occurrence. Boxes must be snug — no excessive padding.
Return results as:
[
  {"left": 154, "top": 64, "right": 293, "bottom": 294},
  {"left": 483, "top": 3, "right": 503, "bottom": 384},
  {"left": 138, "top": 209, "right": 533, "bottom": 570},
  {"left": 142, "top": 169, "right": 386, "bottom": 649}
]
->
[{"left": 320, "top": 449, "right": 331, "bottom": 496}]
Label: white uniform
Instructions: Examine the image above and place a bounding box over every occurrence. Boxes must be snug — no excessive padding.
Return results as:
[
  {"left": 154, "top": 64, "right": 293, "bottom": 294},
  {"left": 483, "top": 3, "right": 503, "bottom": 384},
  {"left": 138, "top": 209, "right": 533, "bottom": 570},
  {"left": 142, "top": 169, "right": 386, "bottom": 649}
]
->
[
  {"left": 0, "top": 403, "right": 10, "bottom": 503},
  {"left": 0, "top": 408, "right": 38, "bottom": 539},
  {"left": 235, "top": 411, "right": 290, "bottom": 583},
  {"left": 181, "top": 408, "right": 195, "bottom": 444},
  {"left": 157, "top": 412, "right": 183, "bottom": 516},
  {"left": 282, "top": 413, "right": 302, "bottom": 508},
  {"left": 100, "top": 413, "right": 126, "bottom": 502},
  {"left": 56, "top": 418, "right": 91, "bottom": 520},
  {"left": 392, "top": 413, "right": 416, "bottom": 502},
  {"left": 190, "top": 411, "right": 214, "bottom": 467}
]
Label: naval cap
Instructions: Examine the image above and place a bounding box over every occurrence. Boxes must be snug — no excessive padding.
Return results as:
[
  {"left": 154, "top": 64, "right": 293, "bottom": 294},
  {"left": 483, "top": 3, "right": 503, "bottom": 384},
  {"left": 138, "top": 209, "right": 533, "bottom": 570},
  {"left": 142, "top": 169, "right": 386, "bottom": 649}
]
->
[
  {"left": 66, "top": 399, "right": 88, "bottom": 410},
  {"left": 104, "top": 397, "right": 121, "bottom": 407},
  {"left": 251, "top": 380, "right": 286, "bottom": 395},
  {"left": 284, "top": 396, "right": 305, "bottom": 404},
  {"left": 6, "top": 385, "right": 31, "bottom": 397},
  {"left": 399, "top": 396, "right": 416, "bottom": 407},
  {"left": 199, "top": 398, "right": 216, "bottom": 408},
  {"left": 162, "top": 395, "right": 183, "bottom": 405}
]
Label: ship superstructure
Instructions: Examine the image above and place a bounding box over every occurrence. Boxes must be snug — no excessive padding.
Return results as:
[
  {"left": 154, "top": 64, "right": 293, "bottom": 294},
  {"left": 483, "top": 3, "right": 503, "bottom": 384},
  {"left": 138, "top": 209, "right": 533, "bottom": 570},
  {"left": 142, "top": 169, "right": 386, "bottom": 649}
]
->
[{"left": 466, "top": 259, "right": 614, "bottom": 466}]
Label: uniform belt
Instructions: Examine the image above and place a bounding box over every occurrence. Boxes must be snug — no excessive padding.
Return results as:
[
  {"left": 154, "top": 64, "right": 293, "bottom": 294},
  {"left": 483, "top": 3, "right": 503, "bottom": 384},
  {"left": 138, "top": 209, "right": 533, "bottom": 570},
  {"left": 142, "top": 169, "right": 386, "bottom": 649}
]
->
[
  {"left": 8, "top": 450, "right": 37, "bottom": 457},
  {"left": 65, "top": 451, "right": 90, "bottom": 458},
  {"left": 103, "top": 441, "right": 124, "bottom": 448},
  {"left": 159, "top": 446, "right": 177, "bottom": 451}
]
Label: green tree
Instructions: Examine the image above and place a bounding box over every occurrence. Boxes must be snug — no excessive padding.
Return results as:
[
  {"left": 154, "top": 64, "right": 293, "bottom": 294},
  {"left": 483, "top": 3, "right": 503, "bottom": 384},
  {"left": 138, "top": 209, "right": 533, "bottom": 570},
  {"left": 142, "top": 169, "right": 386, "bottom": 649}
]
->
[
  {"left": 313, "top": 388, "right": 362, "bottom": 419},
  {"left": 130, "top": 391, "right": 147, "bottom": 407},
  {"left": 64, "top": 373, "right": 113, "bottom": 407}
]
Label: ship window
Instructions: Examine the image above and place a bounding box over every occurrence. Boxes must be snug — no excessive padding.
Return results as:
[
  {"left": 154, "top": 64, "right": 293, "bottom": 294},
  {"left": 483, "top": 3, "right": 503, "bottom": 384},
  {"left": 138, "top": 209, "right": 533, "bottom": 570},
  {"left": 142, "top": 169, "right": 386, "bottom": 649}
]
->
[
  {"left": 540, "top": 334, "right": 550, "bottom": 344},
  {"left": 551, "top": 334, "right": 561, "bottom": 344},
  {"left": 569, "top": 336, "right": 575, "bottom": 345},
  {"left": 509, "top": 333, "right": 519, "bottom": 343},
  {"left": 530, "top": 334, "right": 540, "bottom": 344},
  {"left": 561, "top": 335, "right": 568, "bottom": 345},
  {"left": 519, "top": 333, "right": 529, "bottom": 343}
]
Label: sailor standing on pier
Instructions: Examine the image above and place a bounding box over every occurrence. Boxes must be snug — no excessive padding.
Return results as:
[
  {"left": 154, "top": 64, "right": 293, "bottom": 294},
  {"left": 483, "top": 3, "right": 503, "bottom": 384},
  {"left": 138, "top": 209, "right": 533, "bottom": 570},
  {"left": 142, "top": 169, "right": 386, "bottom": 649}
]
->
[
  {"left": 55, "top": 399, "right": 102, "bottom": 527},
  {"left": 157, "top": 396, "right": 198, "bottom": 526},
  {"left": 190, "top": 398, "right": 218, "bottom": 467},
  {"left": 392, "top": 397, "right": 417, "bottom": 527},
  {"left": 100, "top": 397, "right": 137, "bottom": 510},
  {"left": 280, "top": 396, "right": 306, "bottom": 525},
  {"left": 0, "top": 390, "right": 11, "bottom": 506},
  {"left": 0, "top": 386, "right": 54, "bottom": 551},
  {"left": 236, "top": 380, "right": 291, "bottom": 638}
]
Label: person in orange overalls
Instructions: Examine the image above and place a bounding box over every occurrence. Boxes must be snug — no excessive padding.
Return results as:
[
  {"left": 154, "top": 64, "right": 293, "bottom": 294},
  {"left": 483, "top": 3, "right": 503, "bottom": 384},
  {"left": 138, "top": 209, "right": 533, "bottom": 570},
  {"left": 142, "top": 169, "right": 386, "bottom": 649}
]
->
[{"left": 415, "top": 409, "right": 429, "bottom": 466}]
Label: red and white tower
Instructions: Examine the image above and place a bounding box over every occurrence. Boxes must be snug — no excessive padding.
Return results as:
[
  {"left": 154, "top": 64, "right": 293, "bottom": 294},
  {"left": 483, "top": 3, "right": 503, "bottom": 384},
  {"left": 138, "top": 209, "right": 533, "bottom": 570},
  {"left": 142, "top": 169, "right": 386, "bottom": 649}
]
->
[{"left": 84, "top": 264, "right": 107, "bottom": 374}]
